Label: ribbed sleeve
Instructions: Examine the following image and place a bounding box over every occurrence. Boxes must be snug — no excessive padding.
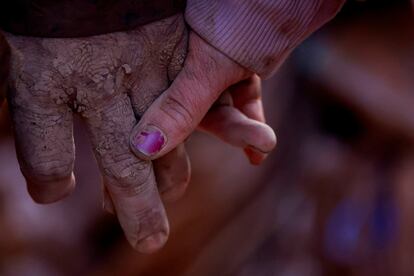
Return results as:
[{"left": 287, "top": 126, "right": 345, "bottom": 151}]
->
[{"left": 186, "top": 0, "right": 345, "bottom": 78}]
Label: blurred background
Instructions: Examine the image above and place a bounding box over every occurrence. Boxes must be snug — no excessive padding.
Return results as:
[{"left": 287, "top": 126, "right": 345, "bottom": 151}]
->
[{"left": 1, "top": 0, "right": 414, "bottom": 275}]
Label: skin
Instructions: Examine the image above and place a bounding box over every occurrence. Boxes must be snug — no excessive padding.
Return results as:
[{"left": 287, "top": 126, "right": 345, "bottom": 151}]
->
[
  {"left": 4, "top": 15, "right": 189, "bottom": 253},
  {"left": 130, "top": 32, "right": 277, "bottom": 165},
  {"left": 1, "top": 15, "right": 276, "bottom": 254}
]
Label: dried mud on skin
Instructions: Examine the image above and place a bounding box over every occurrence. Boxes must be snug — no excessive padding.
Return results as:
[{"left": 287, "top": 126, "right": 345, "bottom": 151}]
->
[{"left": 3, "top": 14, "right": 188, "bottom": 246}]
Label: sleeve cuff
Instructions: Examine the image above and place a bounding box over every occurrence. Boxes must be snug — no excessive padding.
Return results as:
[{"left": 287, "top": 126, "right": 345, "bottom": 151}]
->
[{"left": 185, "top": 0, "right": 344, "bottom": 78}]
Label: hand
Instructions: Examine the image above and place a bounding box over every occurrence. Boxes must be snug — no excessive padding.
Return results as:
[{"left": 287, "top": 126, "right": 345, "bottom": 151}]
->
[
  {"left": 130, "top": 31, "right": 276, "bottom": 164},
  {"left": 2, "top": 18, "right": 275, "bottom": 254},
  {"left": 4, "top": 15, "right": 189, "bottom": 253}
]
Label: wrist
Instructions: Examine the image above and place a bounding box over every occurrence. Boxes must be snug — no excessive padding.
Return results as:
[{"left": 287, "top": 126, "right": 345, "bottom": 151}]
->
[{"left": 188, "top": 32, "right": 252, "bottom": 92}]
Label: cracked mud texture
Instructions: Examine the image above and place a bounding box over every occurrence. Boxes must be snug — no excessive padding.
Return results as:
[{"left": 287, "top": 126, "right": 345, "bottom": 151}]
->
[{"left": 3, "top": 14, "right": 188, "bottom": 249}]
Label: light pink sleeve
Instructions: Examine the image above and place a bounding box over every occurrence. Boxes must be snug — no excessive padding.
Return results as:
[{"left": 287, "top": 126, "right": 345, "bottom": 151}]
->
[{"left": 185, "top": 0, "right": 345, "bottom": 78}]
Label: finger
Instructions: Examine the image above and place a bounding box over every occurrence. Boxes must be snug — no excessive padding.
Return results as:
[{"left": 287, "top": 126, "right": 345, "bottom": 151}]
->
[
  {"left": 126, "top": 15, "right": 188, "bottom": 119},
  {"left": 154, "top": 144, "right": 191, "bottom": 202},
  {"left": 8, "top": 91, "right": 76, "bottom": 203},
  {"left": 229, "top": 74, "right": 265, "bottom": 123},
  {"left": 130, "top": 32, "right": 250, "bottom": 160},
  {"left": 199, "top": 105, "right": 276, "bottom": 165},
  {"left": 125, "top": 16, "right": 189, "bottom": 203},
  {"left": 84, "top": 94, "right": 168, "bottom": 253},
  {"left": 229, "top": 74, "right": 273, "bottom": 164},
  {"left": 200, "top": 75, "right": 276, "bottom": 164}
]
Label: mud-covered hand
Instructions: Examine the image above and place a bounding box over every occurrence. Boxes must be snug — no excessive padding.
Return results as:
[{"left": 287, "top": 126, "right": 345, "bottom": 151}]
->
[{"left": 3, "top": 15, "right": 188, "bottom": 253}]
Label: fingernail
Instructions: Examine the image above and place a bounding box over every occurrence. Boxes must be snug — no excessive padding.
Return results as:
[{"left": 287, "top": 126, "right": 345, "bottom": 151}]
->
[
  {"left": 135, "top": 232, "right": 168, "bottom": 254},
  {"left": 244, "top": 146, "right": 267, "bottom": 165},
  {"left": 27, "top": 174, "right": 76, "bottom": 204},
  {"left": 133, "top": 126, "right": 166, "bottom": 157}
]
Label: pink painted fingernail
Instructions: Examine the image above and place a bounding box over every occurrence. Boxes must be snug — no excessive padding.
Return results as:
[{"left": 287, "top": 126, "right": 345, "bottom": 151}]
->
[{"left": 133, "top": 126, "right": 166, "bottom": 157}]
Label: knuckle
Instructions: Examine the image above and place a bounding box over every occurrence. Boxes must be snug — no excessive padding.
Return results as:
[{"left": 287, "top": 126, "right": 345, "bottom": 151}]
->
[
  {"left": 182, "top": 55, "right": 217, "bottom": 89},
  {"left": 23, "top": 160, "right": 73, "bottom": 183},
  {"left": 160, "top": 91, "right": 195, "bottom": 133},
  {"left": 104, "top": 157, "right": 153, "bottom": 197}
]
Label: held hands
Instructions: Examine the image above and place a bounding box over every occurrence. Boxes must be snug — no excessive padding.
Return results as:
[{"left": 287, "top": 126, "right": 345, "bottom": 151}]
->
[
  {"left": 130, "top": 31, "right": 276, "bottom": 165},
  {"left": 1, "top": 17, "right": 276, "bottom": 253}
]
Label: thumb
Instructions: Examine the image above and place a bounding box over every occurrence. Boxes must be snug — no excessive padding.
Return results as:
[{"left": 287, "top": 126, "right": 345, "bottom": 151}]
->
[{"left": 130, "top": 32, "right": 249, "bottom": 160}]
